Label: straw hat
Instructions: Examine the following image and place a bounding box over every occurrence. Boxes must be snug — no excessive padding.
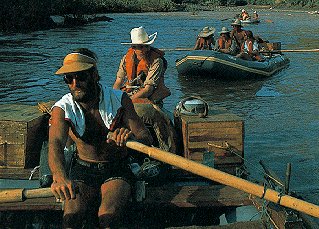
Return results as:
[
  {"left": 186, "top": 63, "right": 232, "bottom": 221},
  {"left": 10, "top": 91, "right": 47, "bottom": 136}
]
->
[
  {"left": 121, "top": 26, "right": 157, "bottom": 45},
  {"left": 55, "top": 53, "right": 97, "bottom": 75},
  {"left": 219, "top": 27, "right": 230, "bottom": 34},
  {"left": 198, "top": 26, "right": 215, "bottom": 38},
  {"left": 231, "top": 19, "right": 242, "bottom": 27}
]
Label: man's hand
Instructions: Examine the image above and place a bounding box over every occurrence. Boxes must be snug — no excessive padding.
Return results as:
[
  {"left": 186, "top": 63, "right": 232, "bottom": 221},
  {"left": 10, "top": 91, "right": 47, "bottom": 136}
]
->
[
  {"left": 107, "top": 127, "right": 133, "bottom": 147},
  {"left": 51, "top": 176, "right": 76, "bottom": 201}
]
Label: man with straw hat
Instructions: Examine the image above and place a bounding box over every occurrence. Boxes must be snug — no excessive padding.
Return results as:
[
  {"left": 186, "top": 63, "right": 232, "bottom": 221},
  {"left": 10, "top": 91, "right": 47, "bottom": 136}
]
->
[
  {"left": 113, "top": 26, "right": 171, "bottom": 107},
  {"left": 230, "top": 19, "right": 246, "bottom": 54},
  {"left": 50, "top": 48, "right": 153, "bottom": 228},
  {"left": 214, "top": 27, "right": 235, "bottom": 54},
  {"left": 194, "top": 26, "right": 216, "bottom": 50}
]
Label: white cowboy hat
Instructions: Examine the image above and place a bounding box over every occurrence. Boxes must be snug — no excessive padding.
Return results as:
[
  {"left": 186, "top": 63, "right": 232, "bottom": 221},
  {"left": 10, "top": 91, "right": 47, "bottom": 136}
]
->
[
  {"left": 219, "top": 27, "right": 230, "bottom": 34},
  {"left": 121, "top": 26, "right": 157, "bottom": 45},
  {"left": 198, "top": 26, "right": 215, "bottom": 38}
]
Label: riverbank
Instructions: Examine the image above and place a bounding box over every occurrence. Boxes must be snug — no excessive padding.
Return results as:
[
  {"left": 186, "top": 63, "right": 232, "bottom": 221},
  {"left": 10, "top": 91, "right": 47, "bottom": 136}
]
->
[{"left": 0, "top": 0, "right": 318, "bottom": 33}]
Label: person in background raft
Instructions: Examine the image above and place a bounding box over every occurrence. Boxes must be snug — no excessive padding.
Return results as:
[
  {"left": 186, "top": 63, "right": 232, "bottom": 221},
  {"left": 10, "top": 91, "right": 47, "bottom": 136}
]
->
[
  {"left": 236, "top": 30, "right": 264, "bottom": 61},
  {"left": 214, "top": 27, "right": 236, "bottom": 55},
  {"left": 113, "top": 26, "right": 171, "bottom": 107},
  {"left": 253, "top": 11, "right": 259, "bottom": 20},
  {"left": 240, "top": 9, "right": 250, "bottom": 20},
  {"left": 194, "top": 26, "right": 215, "bottom": 50},
  {"left": 49, "top": 48, "right": 153, "bottom": 228},
  {"left": 230, "top": 19, "right": 246, "bottom": 55}
]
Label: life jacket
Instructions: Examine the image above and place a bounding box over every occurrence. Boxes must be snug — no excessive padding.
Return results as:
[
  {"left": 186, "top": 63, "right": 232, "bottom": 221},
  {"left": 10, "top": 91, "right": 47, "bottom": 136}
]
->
[
  {"left": 124, "top": 47, "right": 170, "bottom": 102},
  {"left": 218, "top": 37, "right": 232, "bottom": 49}
]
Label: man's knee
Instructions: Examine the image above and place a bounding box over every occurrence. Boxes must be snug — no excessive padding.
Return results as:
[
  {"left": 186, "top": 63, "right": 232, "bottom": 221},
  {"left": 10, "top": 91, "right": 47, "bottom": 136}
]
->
[
  {"left": 99, "top": 213, "right": 116, "bottom": 228},
  {"left": 63, "top": 213, "right": 84, "bottom": 229}
]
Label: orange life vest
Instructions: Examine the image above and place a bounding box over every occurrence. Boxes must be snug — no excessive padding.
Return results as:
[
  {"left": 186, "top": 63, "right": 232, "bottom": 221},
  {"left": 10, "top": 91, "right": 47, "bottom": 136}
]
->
[{"left": 124, "top": 47, "right": 170, "bottom": 103}]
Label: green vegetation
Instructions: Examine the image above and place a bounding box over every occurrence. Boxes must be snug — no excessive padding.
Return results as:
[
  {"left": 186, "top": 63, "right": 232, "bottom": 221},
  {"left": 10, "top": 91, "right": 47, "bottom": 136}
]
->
[{"left": 0, "top": 0, "right": 318, "bottom": 32}]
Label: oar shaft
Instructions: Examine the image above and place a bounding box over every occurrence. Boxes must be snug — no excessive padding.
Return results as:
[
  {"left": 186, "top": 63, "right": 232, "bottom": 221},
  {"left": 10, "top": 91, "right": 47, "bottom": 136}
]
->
[
  {"left": 126, "top": 141, "right": 319, "bottom": 218},
  {"left": 161, "top": 48, "right": 319, "bottom": 52},
  {"left": 281, "top": 49, "right": 319, "bottom": 52}
]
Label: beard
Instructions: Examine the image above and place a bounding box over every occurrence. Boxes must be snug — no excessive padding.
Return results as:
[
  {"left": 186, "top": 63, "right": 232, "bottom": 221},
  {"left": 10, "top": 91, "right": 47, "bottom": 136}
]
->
[{"left": 70, "top": 83, "right": 97, "bottom": 103}]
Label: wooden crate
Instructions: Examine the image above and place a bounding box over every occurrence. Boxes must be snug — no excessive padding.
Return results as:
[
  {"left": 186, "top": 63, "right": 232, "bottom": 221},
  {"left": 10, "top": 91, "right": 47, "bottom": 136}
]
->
[
  {"left": 0, "top": 104, "right": 48, "bottom": 168},
  {"left": 174, "top": 109, "right": 244, "bottom": 175}
]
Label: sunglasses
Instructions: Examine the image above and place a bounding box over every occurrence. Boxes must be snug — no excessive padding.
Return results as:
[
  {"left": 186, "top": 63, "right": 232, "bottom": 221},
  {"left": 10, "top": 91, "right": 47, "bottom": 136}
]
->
[
  {"left": 63, "top": 71, "right": 89, "bottom": 84},
  {"left": 131, "top": 45, "right": 149, "bottom": 49}
]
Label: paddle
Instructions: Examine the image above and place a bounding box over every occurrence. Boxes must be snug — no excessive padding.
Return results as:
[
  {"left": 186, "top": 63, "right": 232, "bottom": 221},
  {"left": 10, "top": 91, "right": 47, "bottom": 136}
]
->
[
  {"left": 265, "top": 19, "right": 273, "bottom": 23},
  {"left": 160, "top": 48, "right": 193, "bottom": 51},
  {"left": 279, "top": 48, "right": 319, "bottom": 52},
  {"left": 260, "top": 48, "right": 319, "bottom": 54},
  {"left": 2, "top": 140, "right": 319, "bottom": 219},
  {"left": 161, "top": 48, "right": 319, "bottom": 53}
]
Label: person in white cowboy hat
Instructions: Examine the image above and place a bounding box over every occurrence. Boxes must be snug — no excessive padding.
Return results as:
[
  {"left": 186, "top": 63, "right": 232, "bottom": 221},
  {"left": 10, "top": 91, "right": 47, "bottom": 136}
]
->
[
  {"left": 50, "top": 48, "right": 153, "bottom": 228},
  {"left": 194, "top": 26, "right": 215, "bottom": 50},
  {"left": 113, "top": 26, "right": 171, "bottom": 107},
  {"left": 230, "top": 19, "right": 246, "bottom": 54},
  {"left": 214, "top": 27, "right": 235, "bottom": 55}
]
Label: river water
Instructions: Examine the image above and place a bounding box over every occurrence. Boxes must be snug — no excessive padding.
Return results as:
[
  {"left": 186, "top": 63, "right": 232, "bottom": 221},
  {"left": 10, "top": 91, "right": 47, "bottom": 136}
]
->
[{"left": 0, "top": 9, "right": 319, "bottom": 208}]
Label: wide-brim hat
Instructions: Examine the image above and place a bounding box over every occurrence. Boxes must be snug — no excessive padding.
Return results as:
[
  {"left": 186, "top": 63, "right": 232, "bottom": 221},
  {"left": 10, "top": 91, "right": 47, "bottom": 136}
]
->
[
  {"left": 121, "top": 26, "right": 157, "bottom": 45},
  {"left": 231, "top": 19, "right": 242, "bottom": 27},
  {"left": 55, "top": 53, "right": 97, "bottom": 75},
  {"left": 198, "top": 26, "right": 215, "bottom": 38},
  {"left": 219, "top": 27, "right": 230, "bottom": 34}
]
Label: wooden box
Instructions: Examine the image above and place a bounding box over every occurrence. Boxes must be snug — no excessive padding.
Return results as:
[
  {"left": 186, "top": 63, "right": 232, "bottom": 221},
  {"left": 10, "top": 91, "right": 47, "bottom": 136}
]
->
[
  {"left": 0, "top": 104, "right": 48, "bottom": 168},
  {"left": 174, "top": 109, "right": 244, "bottom": 175}
]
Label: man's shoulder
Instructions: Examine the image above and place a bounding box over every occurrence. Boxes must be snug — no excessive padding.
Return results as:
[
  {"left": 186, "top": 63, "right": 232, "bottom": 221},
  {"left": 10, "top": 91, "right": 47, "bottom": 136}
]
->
[{"left": 54, "top": 93, "right": 73, "bottom": 106}]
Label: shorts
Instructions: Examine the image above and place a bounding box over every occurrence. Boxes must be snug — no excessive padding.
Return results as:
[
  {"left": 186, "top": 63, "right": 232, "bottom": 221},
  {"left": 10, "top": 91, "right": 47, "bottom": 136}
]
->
[{"left": 69, "top": 158, "right": 135, "bottom": 189}]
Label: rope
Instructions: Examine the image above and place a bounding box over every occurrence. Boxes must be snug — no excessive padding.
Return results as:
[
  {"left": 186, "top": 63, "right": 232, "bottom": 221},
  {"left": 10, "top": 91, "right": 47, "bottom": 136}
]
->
[{"left": 208, "top": 141, "right": 284, "bottom": 188}]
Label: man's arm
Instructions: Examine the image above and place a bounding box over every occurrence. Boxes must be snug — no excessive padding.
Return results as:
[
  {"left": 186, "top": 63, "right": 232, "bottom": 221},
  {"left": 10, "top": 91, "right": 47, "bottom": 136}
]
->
[
  {"left": 113, "top": 56, "right": 126, "bottom": 90},
  {"left": 48, "top": 107, "right": 76, "bottom": 200}
]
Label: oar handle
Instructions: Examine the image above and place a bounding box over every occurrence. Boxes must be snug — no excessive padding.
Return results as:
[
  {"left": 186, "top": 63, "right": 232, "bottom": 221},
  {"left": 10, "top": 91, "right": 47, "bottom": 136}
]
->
[{"left": 24, "top": 187, "right": 53, "bottom": 199}]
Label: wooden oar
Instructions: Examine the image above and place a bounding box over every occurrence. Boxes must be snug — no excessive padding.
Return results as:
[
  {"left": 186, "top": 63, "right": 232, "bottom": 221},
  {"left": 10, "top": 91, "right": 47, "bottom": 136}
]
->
[
  {"left": 260, "top": 48, "right": 319, "bottom": 54},
  {"left": 280, "top": 48, "right": 319, "bottom": 52},
  {"left": 160, "top": 48, "right": 193, "bottom": 51},
  {"left": 162, "top": 48, "right": 319, "bottom": 53},
  {"left": 125, "top": 141, "right": 319, "bottom": 218},
  {"left": 0, "top": 187, "right": 52, "bottom": 203},
  {"left": 265, "top": 19, "right": 273, "bottom": 23}
]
